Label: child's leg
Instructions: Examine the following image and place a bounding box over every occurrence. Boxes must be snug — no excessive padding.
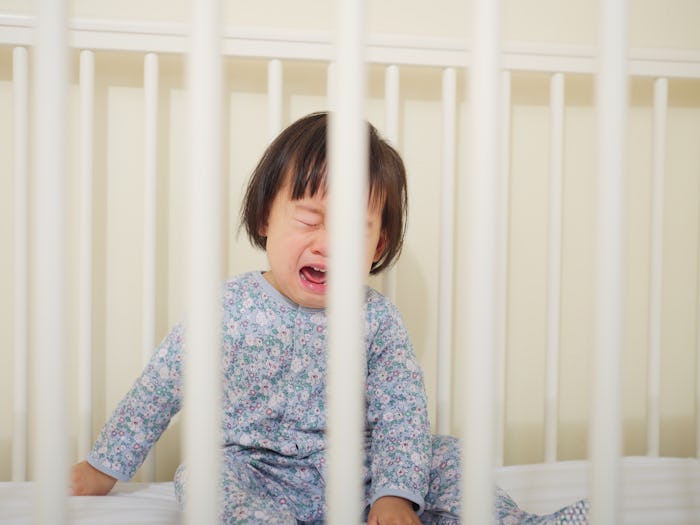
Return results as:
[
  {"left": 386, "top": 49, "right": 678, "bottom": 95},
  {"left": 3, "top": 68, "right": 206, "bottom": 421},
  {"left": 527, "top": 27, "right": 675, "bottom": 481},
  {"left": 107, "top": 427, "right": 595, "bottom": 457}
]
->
[
  {"left": 493, "top": 486, "right": 589, "bottom": 525},
  {"left": 420, "top": 435, "right": 590, "bottom": 525},
  {"left": 173, "top": 460, "right": 298, "bottom": 525}
]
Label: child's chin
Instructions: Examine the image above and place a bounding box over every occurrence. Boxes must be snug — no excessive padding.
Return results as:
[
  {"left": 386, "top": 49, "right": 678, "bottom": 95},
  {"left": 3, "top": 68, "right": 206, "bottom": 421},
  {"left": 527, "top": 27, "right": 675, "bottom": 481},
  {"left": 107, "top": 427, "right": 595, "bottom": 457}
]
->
[
  {"left": 295, "top": 288, "right": 326, "bottom": 309},
  {"left": 299, "top": 296, "right": 326, "bottom": 309}
]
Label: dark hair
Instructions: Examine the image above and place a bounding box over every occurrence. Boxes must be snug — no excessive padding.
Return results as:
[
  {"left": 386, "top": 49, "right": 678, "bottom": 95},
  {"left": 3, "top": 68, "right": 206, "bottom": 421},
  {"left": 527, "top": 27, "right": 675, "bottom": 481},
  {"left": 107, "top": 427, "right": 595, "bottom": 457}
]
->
[{"left": 240, "top": 111, "right": 408, "bottom": 275}]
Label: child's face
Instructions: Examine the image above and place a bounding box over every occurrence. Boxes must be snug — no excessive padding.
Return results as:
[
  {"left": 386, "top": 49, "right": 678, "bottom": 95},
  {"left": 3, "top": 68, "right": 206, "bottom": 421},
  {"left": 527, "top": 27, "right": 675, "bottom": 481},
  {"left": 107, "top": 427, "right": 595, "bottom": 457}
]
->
[{"left": 261, "top": 182, "right": 385, "bottom": 309}]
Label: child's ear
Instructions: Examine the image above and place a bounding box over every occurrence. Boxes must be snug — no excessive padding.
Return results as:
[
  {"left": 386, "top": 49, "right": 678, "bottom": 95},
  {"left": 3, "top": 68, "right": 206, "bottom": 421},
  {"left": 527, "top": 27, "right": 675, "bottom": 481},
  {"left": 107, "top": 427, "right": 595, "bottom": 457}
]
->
[
  {"left": 373, "top": 232, "right": 387, "bottom": 262},
  {"left": 259, "top": 220, "right": 268, "bottom": 237}
]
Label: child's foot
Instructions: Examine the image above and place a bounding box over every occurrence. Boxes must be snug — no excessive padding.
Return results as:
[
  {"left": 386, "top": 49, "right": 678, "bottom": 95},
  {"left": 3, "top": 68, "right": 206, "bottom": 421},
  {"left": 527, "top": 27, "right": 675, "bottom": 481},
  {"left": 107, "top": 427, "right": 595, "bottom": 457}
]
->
[
  {"left": 494, "top": 486, "right": 590, "bottom": 525},
  {"left": 532, "top": 498, "right": 589, "bottom": 525}
]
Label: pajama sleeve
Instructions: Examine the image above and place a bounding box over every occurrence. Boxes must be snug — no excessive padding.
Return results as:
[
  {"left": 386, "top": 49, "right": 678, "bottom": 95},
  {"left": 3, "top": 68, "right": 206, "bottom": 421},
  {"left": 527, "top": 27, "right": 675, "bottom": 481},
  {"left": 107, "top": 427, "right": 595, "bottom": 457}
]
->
[
  {"left": 365, "top": 300, "right": 431, "bottom": 514},
  {"left": 87, "top": 324, "right": 185, "bottom": 481}
]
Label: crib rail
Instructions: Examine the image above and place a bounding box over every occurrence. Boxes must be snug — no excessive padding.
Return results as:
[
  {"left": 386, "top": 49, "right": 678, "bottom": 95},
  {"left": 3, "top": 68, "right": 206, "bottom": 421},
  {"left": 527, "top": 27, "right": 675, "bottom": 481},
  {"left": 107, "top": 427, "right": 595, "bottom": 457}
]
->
[
  {"left": 2, "top": 13, "right": 700, "bottom": 76},
  {"left": 1, "top": 4, "right": 700, "bottom": 525}
]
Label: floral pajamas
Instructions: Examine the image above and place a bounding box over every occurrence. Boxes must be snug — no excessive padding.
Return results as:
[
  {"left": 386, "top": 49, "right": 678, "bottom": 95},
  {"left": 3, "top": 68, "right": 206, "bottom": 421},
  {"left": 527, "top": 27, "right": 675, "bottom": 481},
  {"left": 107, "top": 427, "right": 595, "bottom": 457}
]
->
[
  {"left": 172, "top": 435, "right": 588, "bottom": 524},
  {"left": 422, "top": 435, "right": 589, "bottom": 525},
  {"left": 88, "top": 271, "right": 588, "bottom": 524}
]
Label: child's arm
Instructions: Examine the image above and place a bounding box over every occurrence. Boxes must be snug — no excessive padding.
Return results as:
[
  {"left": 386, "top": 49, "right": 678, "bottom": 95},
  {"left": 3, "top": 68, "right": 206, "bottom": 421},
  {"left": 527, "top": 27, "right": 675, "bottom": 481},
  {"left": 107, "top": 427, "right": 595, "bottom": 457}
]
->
[
  {"left": 365, "top": 297, "right": 432, "bottom": 515},
  {"left": 80, "top": 324, "right": 185, "bottom": 484},
  {"left": 367, "top": 496, "right": 422, "bottom": 525},
  {"left": 71, "top": 461, "right": 117, "bottom": 496}
]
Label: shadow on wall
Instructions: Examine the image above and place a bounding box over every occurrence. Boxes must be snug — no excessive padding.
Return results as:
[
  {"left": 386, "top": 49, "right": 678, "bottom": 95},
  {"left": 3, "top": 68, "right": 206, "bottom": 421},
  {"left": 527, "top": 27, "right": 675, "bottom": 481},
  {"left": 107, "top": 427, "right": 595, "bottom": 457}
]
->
[
  {"left": 392, "top": 246, "right": 436, "bottom": 428},
  {"left": 395, "top": 247, "right": 430, "bottom": 361}
]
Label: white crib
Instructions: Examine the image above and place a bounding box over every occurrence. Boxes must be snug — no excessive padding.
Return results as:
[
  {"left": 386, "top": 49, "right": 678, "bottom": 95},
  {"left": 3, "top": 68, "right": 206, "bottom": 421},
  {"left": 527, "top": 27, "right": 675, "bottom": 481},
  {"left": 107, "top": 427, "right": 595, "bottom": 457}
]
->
[{"left": 1, "top": 1, "right": 700, "bottom": 524}]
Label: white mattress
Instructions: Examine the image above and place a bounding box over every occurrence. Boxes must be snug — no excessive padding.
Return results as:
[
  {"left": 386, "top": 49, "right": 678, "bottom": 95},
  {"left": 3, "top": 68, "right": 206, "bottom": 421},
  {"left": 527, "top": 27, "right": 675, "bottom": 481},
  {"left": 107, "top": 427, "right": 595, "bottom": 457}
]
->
[
  {"left": 495, "top": 456, "right": 700, "bottom": 525},
  {"left": 1, "top": 457, "right": 698, "bottom": 524},
  {"left": 0, "top": 482, "right": 180, "bottom": 525}
]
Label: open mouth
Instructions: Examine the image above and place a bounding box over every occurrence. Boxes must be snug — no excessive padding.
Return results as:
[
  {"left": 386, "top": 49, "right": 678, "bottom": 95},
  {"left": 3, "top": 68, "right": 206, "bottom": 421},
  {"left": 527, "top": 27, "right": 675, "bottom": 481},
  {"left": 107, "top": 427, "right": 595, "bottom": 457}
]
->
[{"left": 300, "top": 266, "right": 327, "bottom": 288}]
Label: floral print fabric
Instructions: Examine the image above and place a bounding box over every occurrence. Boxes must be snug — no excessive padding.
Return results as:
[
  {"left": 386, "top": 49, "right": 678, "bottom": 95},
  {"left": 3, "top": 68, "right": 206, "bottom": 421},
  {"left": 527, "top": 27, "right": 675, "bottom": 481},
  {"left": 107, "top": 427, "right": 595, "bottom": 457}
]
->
[
  {"left": 87, "top": 270, "right": 588, "bottom": 524},
  {"left": 89, "top": 270, "right": 430, "bottom": 516}
]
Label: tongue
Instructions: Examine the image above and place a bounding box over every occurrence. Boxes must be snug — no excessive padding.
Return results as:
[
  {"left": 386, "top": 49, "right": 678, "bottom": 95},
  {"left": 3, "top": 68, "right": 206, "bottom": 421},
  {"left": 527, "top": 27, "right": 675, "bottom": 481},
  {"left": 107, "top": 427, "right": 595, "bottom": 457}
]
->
[{"left": 301, "top": 266, "right": 326, "bottom": 284}]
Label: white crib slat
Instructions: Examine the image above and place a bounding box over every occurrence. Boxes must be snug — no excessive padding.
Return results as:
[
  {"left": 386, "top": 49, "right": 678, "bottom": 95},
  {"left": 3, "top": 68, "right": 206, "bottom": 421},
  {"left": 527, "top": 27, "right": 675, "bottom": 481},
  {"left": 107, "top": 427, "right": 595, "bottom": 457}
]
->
[
  {"left": 384, "top": 65, "right": 399, "bottom": 145},
  {"left": 326, "top": 0, "right": 366, "bottom": 522},
  {"left": 326, "top": 62, "right": 336, "bottom": 112},
  {"left": 141, "top": 52, "right": 159, "bottom": 482},
  {"left": 268, "top": 59, "right": 283, "bottom": 140},
  {"left": 647, "top": 77, "right": 667, "bottom": 458},
  {"left": 78, "top": 49, "right": 95, "bottom": 462},
  {"left": 34, "top": 0, "right": 69, "bottom": 522},
  {"left": 591, "top": 0, "right": 627, "bottom": 523},
  {"left": 697, "top": 254, "right": 700, "bottom": 458},
  {"left": 383, "top": 64, "right": 399, "bottom": 301},
  {"left": 698, "top": 237, "right": 700, "bottom": 458},
  {"left": 545, "top": 72, "right": 565, "bottom": 464},
  {"left": 11, "top": 45, "right": 28, "bottom": 483},
  {"left": 495, "top": 69, "right": 511, "bottom": 467},
  {"left": 437, "top": 67, "right": 456, "bottom": 436},
  {"left": 185, "top": 0, "right": 223, "bottom": 523},
  {"left": 463, "top": 0, "right": 502, "bottom": 522}
]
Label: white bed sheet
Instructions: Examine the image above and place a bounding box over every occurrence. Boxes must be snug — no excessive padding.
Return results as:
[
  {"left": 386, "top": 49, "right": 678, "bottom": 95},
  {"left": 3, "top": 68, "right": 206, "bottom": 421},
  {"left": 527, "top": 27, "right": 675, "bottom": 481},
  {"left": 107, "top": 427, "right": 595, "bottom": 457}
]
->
[
  {"left": 495, "top": 456, "right": 700, "bottom": 525},
  {"left": 1, "top": 457, "right": 698, "bottom": 524},
  {"left": 0, "top": 481, "right": 180, "bottom": 525}
]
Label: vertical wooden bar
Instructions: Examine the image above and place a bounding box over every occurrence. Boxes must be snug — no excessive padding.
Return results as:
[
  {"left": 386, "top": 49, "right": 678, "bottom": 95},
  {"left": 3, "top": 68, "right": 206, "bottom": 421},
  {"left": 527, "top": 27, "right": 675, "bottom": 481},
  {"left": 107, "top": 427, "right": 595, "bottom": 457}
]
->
[
  {"left": 33, "top": 0, "right": 68, "bottom": 522},
  {"left": 141, "top": 52, "right": 159, "bottom": 481},
  {"left": 11, "top": 45, "right": 29, "bottom": 483},
  {"left": 326, "top": 62, "right": 336, "bottom": 112},
  {"left": 495, "top": 69, "right": 511, "bottom": 467},
  {"left": 326, "top": 0, "right": 366, "bottom": 522},
  {"left": 268, "top": 59, "right": 283, "bottom": 140},
  {"left": 697, "top": 249, "right": 700, "bottom": 458},
  {"left": 462, "top": 0, "right": 501, "bottom": 522},
  {"left": 544, "top": 72, "right": 565, "bottom": 464},
  {"left": 384, "top": 65, "right": 399, "bottom": 145},
  {"left": 647, "top": 77, "right": 667, "bottom": 458},
  {"left": 383, "top": 64, "right": 399, "bottom": 301},
  {"left": 185, "top": 0, "right": 223, "bottom": 523},
  {"left": 591, "top": 0, "right": 627, "bottom": 522},
  {"left": 437, "top": 67, "right": 456, "bottom": 436},
  {"left": 78, "top": 49, "right": 95, "bottom": 462}
]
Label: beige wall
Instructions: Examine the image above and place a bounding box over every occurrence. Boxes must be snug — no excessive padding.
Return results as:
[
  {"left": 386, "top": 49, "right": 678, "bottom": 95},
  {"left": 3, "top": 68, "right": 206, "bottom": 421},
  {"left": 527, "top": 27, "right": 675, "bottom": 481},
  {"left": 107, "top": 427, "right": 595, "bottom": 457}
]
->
[
  {"left": 0, "top": 0, "right": 699, "bottom": 481},
  {"left": 3, "top": 0, "right": 700, "bottom": 47}
]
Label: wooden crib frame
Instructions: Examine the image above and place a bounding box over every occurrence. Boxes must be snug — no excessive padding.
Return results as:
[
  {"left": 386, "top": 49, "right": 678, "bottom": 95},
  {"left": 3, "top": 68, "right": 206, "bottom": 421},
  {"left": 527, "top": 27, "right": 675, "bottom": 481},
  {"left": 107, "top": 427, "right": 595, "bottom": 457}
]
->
[{"left": 1, "top": 3, "right": 700, "bottom": 524}]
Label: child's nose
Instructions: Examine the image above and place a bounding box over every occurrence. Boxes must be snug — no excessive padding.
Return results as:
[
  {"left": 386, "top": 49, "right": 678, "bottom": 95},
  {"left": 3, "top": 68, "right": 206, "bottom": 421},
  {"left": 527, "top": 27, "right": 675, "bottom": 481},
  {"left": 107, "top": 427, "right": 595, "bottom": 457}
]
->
[{"left": 311, "top": 229, "right": 327, "bottom": 256}]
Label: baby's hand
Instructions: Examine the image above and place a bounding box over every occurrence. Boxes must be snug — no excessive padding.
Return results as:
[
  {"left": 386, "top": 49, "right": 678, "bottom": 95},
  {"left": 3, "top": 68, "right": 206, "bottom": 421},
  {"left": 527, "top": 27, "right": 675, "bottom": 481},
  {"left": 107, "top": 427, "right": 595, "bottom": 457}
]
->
[
  {"left": 367, "top": 496, "right": 422, "bottom": 525},
  {"left": 71, "top": 461, "right": 117, "bottom": 496}
]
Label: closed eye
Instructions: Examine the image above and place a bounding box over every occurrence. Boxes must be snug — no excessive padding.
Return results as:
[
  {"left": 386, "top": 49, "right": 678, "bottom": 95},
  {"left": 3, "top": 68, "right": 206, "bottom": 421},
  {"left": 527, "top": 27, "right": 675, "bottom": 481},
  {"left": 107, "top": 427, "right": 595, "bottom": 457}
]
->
[
  {"left": 297, "top": 219, "right": 317, "bottom": 227},
  {"left": 293, "top": 202, "right": 324, "bottom": 228},
  {"left": 294, "top": 212, "right": 322, "bottom": 228}
]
